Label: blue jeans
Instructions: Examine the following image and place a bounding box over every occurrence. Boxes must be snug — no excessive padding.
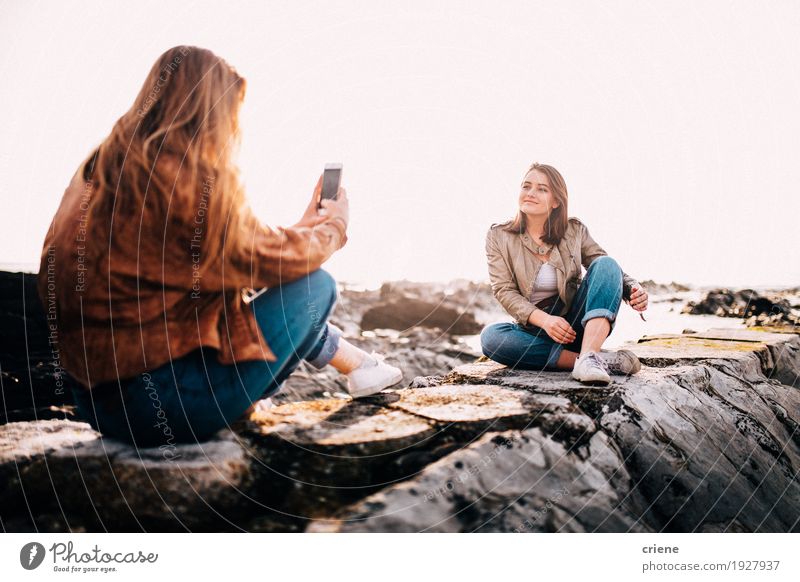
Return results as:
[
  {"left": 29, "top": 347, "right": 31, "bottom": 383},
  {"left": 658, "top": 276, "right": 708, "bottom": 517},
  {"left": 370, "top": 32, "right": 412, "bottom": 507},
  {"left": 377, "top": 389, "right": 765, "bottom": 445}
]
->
[
  {"left": 480, "top": 256, "right": 623, "bottom": 370},
  {"left": 72, "top": 269, "right": 341, "bottom": 448}
]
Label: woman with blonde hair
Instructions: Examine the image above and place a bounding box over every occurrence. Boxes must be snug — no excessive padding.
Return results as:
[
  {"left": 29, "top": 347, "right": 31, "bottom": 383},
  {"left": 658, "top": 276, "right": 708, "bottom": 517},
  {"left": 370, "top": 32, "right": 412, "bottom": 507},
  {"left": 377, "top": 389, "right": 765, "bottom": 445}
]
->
[
  {"left": 39, "top": 46, "right": 401, "bottom": 448},
  {"left": 480, "top": 163, "right": 648, "bottom": 385}
]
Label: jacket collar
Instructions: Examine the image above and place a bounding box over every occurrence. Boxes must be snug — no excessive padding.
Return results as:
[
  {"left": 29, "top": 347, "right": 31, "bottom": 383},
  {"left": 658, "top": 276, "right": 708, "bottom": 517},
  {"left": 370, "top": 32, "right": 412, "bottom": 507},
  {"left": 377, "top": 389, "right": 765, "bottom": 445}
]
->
[{"left": 519, "top": 232, "right": 568, "bottom": 274}]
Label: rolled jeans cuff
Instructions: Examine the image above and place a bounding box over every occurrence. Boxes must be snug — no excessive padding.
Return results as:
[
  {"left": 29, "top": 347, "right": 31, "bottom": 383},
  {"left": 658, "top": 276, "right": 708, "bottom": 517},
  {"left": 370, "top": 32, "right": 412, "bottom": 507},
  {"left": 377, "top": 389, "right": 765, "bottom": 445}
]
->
[
  {"left": 545, "top": 341, "right": 564, "bottom": 369},
  {"left": 581, "top": 308, "right": 617, "bottom": 330},
  {"left": 305, "top": 323, "right": 343, "bottom": 369}
]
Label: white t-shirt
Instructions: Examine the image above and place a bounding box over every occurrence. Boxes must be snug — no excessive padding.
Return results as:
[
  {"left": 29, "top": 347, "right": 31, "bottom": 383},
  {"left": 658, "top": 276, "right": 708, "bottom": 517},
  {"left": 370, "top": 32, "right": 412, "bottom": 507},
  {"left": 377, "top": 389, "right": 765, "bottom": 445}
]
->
[{"left": 529, "top": 262, "right": 558, "bottom": 304}]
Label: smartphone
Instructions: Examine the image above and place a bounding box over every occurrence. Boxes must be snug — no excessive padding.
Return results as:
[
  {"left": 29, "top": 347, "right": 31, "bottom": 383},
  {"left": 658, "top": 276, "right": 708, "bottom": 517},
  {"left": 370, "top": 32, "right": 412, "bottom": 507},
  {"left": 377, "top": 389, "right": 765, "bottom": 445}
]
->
[{"left": 318, "top": 163, "right": 343, "bottom": 210}]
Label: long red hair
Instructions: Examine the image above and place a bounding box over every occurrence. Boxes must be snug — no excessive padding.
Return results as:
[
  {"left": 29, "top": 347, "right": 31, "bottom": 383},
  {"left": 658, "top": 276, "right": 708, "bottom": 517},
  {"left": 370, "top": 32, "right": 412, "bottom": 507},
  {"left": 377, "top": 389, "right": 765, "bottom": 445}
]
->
[{"left": 81, "top": 45, "right": 248, "bottom": 269}]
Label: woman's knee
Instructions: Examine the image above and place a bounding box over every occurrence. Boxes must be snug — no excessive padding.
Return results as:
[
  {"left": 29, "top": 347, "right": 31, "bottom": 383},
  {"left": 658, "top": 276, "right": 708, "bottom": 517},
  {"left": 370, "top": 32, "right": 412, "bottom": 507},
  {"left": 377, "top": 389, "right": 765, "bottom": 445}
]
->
[
  {"left": 304, "top": 268, "right": 338, "bottom": 312},
  {"left": 253, "top": 268, "right": 338, "bottom": 318},
  {"left": 586, "top": 256, "right": 622, "bottom": 280},
  {"left": 480, "top": 322, "right": 513, "bottom": 354},
  {"left": 306, "top": 268, "right": 337, "bottom": 294},
  {"left": 587, "top": 255, "right": 619, "bottom": 270},
  {"left": 480, "top": 321, "right": 553, "bottom": 369}
]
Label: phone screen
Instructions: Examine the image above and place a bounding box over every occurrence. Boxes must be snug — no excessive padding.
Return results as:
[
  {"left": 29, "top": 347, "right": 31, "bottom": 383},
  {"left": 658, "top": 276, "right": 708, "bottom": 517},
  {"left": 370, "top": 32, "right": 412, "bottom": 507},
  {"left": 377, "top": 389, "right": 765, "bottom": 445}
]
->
[{"left": 319, "top": 164, "right": 342, "bottom": 208}]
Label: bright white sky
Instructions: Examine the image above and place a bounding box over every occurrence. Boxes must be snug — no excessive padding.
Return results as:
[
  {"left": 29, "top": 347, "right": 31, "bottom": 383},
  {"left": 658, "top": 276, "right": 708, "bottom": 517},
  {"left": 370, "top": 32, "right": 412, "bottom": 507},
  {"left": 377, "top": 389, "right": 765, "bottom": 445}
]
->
[{"left": 1, "top": 0, "right": 798, "bottom": 288}]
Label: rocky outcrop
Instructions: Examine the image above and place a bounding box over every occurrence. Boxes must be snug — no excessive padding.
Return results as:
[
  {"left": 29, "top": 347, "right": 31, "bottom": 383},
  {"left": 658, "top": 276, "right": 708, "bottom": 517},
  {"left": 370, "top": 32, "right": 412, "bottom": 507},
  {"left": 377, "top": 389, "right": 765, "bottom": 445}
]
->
[
  {"left": 328, "top": 279, "right": 496, "bottom": 337},
  {"left": 683, "top": 287, "right": 800, "bottom": 329},
  {"left": 639, "top": 279, "right": 692, "bottom": 295},
  {"left": 355, "top": 280, "right": 490, "bottom": 335},
  {"left": 0, "top": 421, "right": 255, "bottom": 531},
  {"left": 2, "top": 327, "right": 798, "bottom": 532},
  {"left": 0, "top": 271, "right": 77, "bottom": 424},
  {"left": 307, "top": 328, "right": 800, "bottom": 532},
  {"left": 360, "top": 298, "right": 481, "bottom": 335}
]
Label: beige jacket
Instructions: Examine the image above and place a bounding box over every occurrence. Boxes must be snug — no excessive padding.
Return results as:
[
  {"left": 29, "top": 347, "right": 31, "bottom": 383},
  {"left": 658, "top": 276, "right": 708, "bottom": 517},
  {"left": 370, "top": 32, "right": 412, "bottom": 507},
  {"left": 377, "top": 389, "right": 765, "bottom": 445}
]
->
[{"left": 485, "top": 217, "right": 639, "bottom": 325}]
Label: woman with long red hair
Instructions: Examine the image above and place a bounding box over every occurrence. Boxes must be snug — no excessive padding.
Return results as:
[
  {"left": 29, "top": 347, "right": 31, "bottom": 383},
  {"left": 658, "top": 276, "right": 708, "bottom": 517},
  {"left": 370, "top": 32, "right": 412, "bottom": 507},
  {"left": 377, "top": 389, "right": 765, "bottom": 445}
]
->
[{"left": 39, "top": 46, "right": 402, "bottom": 448}]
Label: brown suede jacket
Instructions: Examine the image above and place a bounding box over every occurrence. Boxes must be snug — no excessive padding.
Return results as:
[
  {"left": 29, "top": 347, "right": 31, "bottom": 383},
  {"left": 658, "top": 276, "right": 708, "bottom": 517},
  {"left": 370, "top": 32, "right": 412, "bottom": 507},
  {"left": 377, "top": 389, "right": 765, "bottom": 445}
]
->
[
  {"left": 38, "top": 160, "right": 347, "bottom": 389},
  {"left": 485, "top": 216, "right": 639, "bottom": 325}
]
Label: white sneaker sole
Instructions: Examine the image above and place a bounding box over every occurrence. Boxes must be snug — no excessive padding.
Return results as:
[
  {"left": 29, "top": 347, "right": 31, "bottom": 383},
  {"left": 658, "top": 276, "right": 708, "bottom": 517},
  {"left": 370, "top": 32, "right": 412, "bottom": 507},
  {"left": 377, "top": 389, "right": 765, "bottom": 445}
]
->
[
  {"left": 571, "top": 371, "right": 611, "bottom": 386},
  {"left": 348, "top": 368, "right": 404, "bottom": 398}
]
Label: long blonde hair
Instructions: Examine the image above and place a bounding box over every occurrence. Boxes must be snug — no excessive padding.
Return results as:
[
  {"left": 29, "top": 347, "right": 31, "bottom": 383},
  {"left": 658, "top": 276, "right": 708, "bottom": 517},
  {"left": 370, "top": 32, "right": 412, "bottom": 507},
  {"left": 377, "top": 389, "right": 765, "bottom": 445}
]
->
[{"left": 81, "top": 45, "right": 248, "bottom": 268}]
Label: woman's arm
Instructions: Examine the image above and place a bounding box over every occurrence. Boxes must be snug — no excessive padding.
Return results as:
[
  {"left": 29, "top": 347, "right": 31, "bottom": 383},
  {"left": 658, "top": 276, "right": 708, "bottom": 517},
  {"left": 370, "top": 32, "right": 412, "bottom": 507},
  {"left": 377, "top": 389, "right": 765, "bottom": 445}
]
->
[
  {"left": 485, "top": 229, "right": 541, "bottom": 326},
  {"left": 579, "top": 221, "right": 639, "bottom": 301},
  {"left": 176, "top": 163, "right": 348, "bottom": 291},
  {"left": 230, "top": 204, "right": 347, "bottom": 289},
  {"left": 135, "top": 203, "right": 346, "bottom": 292}
]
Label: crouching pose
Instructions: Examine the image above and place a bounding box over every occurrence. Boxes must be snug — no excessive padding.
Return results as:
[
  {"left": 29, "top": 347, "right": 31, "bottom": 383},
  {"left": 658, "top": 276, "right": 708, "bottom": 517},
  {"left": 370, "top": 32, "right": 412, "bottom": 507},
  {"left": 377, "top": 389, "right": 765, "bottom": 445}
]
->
[
  {"left": 38, "top": 46, "right": 402, "bottom": 448},
  {"left": 480, "top": 162, "right": 648, "bottom": 385}
]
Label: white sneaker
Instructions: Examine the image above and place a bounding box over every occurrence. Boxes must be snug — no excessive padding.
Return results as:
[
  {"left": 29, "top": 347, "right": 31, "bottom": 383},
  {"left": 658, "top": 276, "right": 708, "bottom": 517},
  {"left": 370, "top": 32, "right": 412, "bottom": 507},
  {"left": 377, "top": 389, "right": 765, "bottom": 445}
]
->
[
  {"left": 245, "top": 396, "right": 274, "bottom": 418},
  {"left": 253, "top": 397, "right": 274, "bottom": 413},
  {"left": 597, "top": 349, "right": 642, "bottom": 375},
  {"left": 571, "top": 351, "right": 611, "bottom": 385},
  {"left": 346, "top": 352, "right": 403, "bottom": 398}
]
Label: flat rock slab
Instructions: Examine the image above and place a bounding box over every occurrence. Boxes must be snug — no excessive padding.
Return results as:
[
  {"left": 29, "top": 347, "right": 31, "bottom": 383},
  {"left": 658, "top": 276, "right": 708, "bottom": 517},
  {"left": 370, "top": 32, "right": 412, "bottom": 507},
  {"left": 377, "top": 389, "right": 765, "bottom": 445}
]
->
[
  {"left": 308, "top": 429, "right": 648, "bottom": 533},
  {"left": 630, "top": 336, "right": 769, "bottom": 363},
  {"left": 392, "top": 383, "right": 597, "bottom": 446},
  {"left": 0, "top": 420, "right": 254, "bottom": 531},
  {"left": 631, "top": 328, "right": 799, "bottom": 385},
  {"left": 389, "top": 384, "right": 572, "bottom": 423},
  {"left": 241, "top": 399, "right": 440, "bottom": 519},
  {"left": 0, "top": 418, "right": 98, "bottom": 461},
  {"left": 746, "top": 325, "right": 800, "bottom": 335},
  {"left": 441, "top": 360, "right": 640, "bottom": 396},
  {"left": 240, "top": 383, "right": 597, "bottom": 520},
  {"left": 443, "top": 359, "right": 508, "bottom": 381},
  {"left": 642, "top": 327, "right": 794, "bottom": 344},
  {"left": 687, "top": 327, "right": 798, "bottom": 343},
  {"left": 443, "top": 360, "right": 580, "bottom": 391},
  {"left": 689, "top": 327, "right": 799, "bottom": 386},
  {"left": 248, "top": 398, "right": 435, "bottom": 447}
]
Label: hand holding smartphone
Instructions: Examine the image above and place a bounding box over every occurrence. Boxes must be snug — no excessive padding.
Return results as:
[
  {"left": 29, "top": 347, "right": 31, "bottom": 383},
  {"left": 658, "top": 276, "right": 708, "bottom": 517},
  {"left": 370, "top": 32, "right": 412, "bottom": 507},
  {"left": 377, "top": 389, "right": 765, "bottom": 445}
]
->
[{"left": 318, "top": 163, "right": 343, "bottom": 214}]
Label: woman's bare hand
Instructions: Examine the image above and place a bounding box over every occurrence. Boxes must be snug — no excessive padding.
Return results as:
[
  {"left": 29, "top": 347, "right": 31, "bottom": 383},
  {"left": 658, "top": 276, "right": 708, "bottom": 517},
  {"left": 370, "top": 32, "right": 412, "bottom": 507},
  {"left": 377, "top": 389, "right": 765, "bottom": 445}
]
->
[
  {"left": 543, "top": 315, "right": 577, "bottom": 344},
  {"left": 319, "top": 186, "right": 349, "bottom": 230},
  {"left": 626, "top": 284, "right": 649, "bottom": 312},
  {"left": 291, "top": 175, "right": 329, "bottom": 229}
]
